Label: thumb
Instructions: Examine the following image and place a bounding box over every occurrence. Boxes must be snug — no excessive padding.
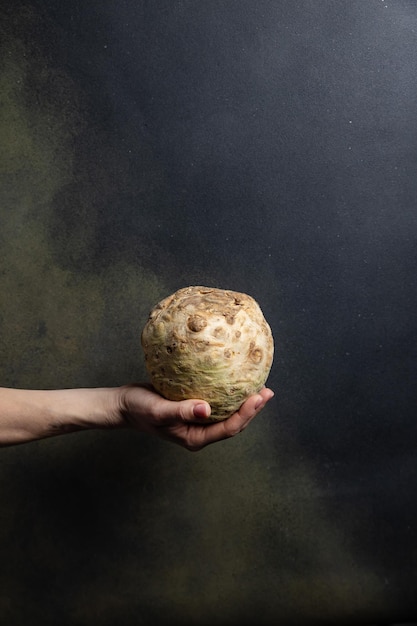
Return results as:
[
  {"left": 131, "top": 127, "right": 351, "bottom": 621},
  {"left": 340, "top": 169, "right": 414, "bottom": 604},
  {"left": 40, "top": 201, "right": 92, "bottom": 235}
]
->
[{"left": 177, "top": 399, "right": 212, "bottom": 422}]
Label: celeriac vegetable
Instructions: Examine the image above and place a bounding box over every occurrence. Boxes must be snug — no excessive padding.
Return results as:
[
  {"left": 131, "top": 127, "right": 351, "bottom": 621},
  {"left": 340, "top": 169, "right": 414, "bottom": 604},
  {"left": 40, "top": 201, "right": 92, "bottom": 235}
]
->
[{"left": 141, "top": 286, "right": 274, "bottom": 421}]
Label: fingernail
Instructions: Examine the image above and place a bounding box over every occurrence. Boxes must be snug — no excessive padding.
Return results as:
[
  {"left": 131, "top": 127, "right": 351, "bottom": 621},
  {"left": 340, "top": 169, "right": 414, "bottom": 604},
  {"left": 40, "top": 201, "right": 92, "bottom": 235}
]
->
[
  {"left": 193, "top": 403, "right": 209, "bottom": 418},
  {"left": 255, "top": 397, "right": 263, "bottom": 410}
]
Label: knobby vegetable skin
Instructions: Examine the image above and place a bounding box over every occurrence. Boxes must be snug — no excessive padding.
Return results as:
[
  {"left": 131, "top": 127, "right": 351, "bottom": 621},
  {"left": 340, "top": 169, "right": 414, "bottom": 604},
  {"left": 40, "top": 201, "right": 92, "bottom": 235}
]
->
[{"left": 141, "top": 286, "right": 274, "bottom": 421}]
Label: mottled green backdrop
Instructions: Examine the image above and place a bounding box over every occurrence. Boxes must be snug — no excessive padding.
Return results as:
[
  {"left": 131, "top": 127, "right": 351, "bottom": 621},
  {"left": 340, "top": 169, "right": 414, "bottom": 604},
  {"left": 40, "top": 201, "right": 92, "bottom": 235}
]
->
[{"left": 1, "top": 2, "right": 417, "bottom": 625}]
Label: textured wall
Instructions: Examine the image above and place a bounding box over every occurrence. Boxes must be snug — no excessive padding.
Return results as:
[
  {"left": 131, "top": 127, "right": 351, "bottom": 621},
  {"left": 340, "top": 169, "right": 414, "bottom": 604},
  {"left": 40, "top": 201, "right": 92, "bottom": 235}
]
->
[{"left": 1, "top": 1, "right": 417, "bottom": 624}]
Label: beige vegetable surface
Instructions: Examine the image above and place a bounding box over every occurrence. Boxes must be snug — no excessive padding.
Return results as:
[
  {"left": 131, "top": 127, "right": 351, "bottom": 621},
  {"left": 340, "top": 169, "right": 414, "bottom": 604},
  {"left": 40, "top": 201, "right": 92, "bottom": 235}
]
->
[{"left": 141, "top": 286, "right": 274, "bottom": 421}]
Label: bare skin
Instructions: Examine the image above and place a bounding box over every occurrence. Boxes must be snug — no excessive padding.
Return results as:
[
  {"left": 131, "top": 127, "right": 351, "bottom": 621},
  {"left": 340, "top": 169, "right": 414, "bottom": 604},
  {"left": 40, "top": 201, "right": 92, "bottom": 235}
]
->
[{"left": 0, "top": 384, "right": 274, "bottom": 451}]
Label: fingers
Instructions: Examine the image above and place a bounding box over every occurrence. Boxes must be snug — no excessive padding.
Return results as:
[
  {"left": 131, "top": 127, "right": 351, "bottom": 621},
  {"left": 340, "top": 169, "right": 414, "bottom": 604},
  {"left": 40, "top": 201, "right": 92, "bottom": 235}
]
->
[
  {"left": 219, "top": 387, "right": 274, "bottom": 438},
  {"left": 187, "top": 387, "right": 274, "bottom": 450},
  {"left": 237, "top": 387, "right": 274, "bottom": 421},
  {"left": 174, "top": 398, "right": 212, "bottom": 423},
  {"left": 176, "top": 388, "right": 274, "bottom": 425}
]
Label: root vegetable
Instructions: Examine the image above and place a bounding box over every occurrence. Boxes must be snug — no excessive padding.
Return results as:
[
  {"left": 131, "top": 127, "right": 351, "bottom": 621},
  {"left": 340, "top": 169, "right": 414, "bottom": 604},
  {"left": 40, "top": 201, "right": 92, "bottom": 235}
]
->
[{"left": 141, "top": 286, "right": 274, "bottom": 421}]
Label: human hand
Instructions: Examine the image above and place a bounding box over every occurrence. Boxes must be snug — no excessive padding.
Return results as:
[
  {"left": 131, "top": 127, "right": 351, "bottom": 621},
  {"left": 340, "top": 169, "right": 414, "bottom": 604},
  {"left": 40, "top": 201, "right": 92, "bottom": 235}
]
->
[{"left": 116, "top": 384, "right": 274, "bottom": 451}]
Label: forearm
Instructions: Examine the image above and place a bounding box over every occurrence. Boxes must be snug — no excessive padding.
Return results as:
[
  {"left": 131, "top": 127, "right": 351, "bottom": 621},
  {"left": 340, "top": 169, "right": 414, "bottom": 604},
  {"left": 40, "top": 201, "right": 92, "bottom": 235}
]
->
[{"left": 0, "top": 387, "right": 123, "bottom": 446}]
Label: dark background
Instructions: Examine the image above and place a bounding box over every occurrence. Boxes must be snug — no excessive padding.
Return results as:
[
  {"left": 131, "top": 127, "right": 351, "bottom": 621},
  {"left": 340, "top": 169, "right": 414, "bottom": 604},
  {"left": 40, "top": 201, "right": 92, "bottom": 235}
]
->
[{"left": 1, "top": 1, "right": 417, "bottom": 624}]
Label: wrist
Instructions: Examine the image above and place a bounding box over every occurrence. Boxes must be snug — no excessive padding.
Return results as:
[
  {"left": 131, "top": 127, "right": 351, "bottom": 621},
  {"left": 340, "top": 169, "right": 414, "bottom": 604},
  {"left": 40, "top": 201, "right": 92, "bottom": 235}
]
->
[{"left": 49, "top": 387, "right": 127, "bottom": 433}]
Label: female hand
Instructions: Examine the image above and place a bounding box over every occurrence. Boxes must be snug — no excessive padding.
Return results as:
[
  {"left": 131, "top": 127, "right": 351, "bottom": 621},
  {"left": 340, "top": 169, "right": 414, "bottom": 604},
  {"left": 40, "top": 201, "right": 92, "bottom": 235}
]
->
[{"left": 117, "top": 384, "right": 274, "bottom": 451}]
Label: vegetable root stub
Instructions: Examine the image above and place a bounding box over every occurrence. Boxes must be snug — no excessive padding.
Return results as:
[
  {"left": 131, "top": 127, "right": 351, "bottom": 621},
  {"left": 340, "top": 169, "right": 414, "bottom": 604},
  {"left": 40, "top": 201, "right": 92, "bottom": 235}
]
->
[{"left": 141, "top": 286, "right": 274, "bottom": 421}]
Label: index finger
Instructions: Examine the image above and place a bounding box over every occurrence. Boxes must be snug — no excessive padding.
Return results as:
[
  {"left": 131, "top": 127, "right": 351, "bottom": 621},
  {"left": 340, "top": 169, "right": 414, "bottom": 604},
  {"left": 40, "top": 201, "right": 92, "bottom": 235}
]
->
[{"left": 195, "top": 388, "right": 274, "bottom": 448}]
